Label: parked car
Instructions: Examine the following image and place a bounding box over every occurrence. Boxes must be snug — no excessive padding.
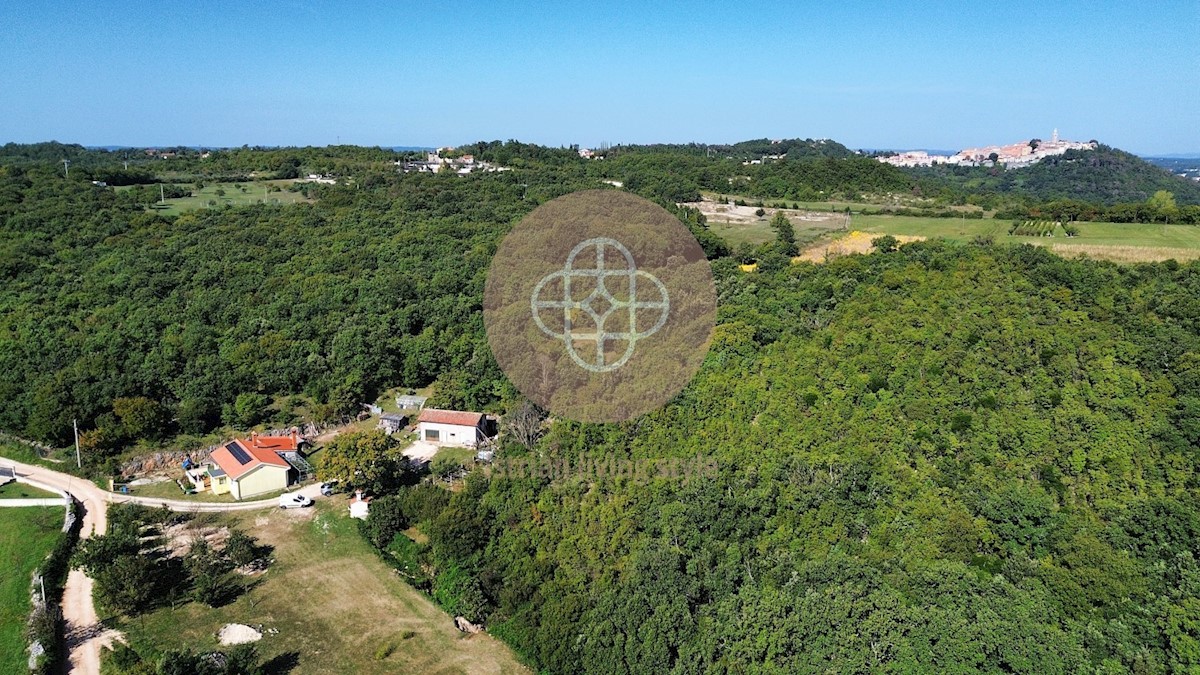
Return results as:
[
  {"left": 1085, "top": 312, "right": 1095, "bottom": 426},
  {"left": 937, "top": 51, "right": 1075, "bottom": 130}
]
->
[
  {"left": 320, "top": 482, "right": 336, "bottom": 496},
  {"left": 279, "top": 492, "right": 313, "bottom": 509}
]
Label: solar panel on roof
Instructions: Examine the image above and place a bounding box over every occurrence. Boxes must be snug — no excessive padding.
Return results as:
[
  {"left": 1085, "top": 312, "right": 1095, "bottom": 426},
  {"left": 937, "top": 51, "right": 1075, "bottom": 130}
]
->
[{"left": 227, "top": 442, "right": 251, "bottom": 464}]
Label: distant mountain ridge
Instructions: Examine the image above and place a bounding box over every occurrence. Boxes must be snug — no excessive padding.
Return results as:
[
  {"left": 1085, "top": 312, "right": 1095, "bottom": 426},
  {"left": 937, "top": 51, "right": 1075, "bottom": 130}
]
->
[{"left": 1142, "top": 152, "right": 1200, "bottom": 160}]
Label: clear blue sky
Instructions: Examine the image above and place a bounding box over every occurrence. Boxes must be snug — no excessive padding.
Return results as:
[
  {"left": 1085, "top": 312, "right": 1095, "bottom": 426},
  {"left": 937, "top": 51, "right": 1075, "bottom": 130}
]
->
[{"left": 2, "top": 1, "right": 1196, "bottom": 154}]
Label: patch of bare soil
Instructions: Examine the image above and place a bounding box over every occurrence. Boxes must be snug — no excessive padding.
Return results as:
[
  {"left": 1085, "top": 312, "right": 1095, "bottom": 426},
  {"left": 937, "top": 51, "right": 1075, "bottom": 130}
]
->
[
  {"left": 158, "top": 521, "right": 231, "bottom": 557},
  {"left": 683, "top": 198, "right": 845, "bottom": 225}
]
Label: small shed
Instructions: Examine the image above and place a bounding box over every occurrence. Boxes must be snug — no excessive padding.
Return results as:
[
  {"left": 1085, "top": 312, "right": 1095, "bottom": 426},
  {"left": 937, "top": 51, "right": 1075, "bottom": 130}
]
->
[{"left": 378, "top": 412, "right": 409, "bottom": 435}]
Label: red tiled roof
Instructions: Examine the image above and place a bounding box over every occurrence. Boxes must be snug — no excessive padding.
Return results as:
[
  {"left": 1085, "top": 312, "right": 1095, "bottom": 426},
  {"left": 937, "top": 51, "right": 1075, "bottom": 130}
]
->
[
  {"left": 209, "top": 439, "right": 290, "bottom": 481},
  {"left": 249, "top": 432, "right": 299, "bottom": 451},
  {"left": 417, "top": 408, "right": 484, "bottom": 427}
]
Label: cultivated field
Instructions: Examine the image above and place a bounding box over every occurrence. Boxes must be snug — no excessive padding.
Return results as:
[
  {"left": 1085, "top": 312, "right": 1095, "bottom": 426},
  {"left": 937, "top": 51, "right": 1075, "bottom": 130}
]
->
[
  {"left": 692, "top": 195, "right": 1200, "bottom": 264},
  {"left": 118, "top": 501, "right": 528, "bottom": 674},
  {"left": 854, "top": 214, "right": 1200, "bottom": 262},
  {"left": 793, "top": 230, "right": 925, "bottom": 263},
  {"left": 0, "top": 507, "right": 63, "bottom": 674}
]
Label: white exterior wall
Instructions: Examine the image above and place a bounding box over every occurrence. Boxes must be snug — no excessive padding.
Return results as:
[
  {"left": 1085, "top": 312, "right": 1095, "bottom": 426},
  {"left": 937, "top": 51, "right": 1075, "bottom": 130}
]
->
[{"left": 418, "top": 421, "right": 481, "bottom": 447}]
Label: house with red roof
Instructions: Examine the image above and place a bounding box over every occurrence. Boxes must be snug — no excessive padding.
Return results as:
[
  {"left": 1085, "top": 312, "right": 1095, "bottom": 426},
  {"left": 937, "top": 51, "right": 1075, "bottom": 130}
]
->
[
  {"left": 198, "top": 430, "right": 311, "bottom": 500},
  {"left": 417, "top": 408, "right": 487, "bottom": 447}
]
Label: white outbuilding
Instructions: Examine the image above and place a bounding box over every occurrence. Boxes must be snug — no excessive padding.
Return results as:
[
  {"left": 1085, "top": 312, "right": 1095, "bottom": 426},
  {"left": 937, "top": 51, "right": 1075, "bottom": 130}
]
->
[
  {"left": 417, "top": 408, "right": 485, "bottom": 447},
  {"left": 349, "top": 490, "right": 370, "bottom": 520}
]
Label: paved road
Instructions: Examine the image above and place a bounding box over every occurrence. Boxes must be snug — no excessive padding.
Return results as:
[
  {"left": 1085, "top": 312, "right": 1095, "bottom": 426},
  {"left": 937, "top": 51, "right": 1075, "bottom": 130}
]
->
[{"left": 0, "top": 455, "right": 323, "bottom": 674}]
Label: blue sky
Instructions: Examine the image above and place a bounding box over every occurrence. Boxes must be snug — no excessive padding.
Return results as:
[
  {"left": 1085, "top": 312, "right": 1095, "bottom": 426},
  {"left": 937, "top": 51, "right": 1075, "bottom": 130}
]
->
[{"left": 1, "top": 1, "right": 1196, "bottom": 153}]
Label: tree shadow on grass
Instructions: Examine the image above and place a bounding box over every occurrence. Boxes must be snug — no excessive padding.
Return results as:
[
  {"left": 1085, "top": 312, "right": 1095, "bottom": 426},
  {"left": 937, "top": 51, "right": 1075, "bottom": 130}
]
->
[
  {"left": 202, "top": 573, "right": 267, "bottom": 609},
  {"left": 263, "top": 651, "right": 301, "bottom": 674}
]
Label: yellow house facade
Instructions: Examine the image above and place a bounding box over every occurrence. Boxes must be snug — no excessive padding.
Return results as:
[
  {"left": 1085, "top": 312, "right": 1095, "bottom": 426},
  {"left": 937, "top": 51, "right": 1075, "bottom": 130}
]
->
[
  {"left": 228, "top": 463, "right": 290, "bottom": 500},
  {"left": 206, "top": 437, "right": 296, "bottom": 500}
]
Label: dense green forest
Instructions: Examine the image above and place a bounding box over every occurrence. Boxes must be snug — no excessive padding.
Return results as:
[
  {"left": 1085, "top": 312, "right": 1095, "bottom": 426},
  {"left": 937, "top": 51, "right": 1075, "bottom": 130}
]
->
[
  {"left": 0, "top": 163, "right": 541, "bottom": 451},
  {"left": 6, "top": 142, "right": 1200, "bottom": 671},
  {"left": 360, "top": 242, "right": 1200, "bottom": 673}
]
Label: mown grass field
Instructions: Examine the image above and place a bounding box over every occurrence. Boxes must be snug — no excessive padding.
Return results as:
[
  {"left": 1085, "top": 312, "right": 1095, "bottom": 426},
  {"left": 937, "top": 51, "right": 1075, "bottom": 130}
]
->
[
  {"left": 0, "top": 507, "right": 63, "bottom": 674},
  {"left": 117, "top": 180, "right": 311, "bottom": 215},
  {"left": 0, "top": 481, "right": 57, "bottom": 499},
  {"left": 117, "top": 502, "right": 527, "bottom": 674}
]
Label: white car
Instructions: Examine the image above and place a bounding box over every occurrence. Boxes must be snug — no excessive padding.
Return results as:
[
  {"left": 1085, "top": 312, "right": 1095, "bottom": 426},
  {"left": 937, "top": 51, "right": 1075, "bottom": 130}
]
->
[{"left": 279, "top": 492, "right": 313, "bottom": 509}]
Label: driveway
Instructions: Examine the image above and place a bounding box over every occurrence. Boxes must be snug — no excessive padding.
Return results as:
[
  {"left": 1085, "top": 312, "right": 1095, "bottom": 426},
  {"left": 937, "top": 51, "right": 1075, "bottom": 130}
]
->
[{"left": 402, "top": 440, "right": 440, "bottom": 463}]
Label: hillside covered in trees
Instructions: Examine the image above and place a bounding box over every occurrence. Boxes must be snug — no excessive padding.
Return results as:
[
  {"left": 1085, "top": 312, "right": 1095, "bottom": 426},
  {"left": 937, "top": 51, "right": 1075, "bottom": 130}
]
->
[
  {"left": 913, "top": 145, "right": 1200, "bottom": 206},
  {"left": 358, "top": 241, "right": 1200, "bottom": 673},
  {"left": 5, "top": 143, "right": 1200, "bottom": 671}
]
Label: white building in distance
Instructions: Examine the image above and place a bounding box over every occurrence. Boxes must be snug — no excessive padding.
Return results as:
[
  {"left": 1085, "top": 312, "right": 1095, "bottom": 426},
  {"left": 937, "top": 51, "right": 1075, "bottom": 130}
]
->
[{"left": 878, "top": 130, "right": 1096, "bottom": 168}]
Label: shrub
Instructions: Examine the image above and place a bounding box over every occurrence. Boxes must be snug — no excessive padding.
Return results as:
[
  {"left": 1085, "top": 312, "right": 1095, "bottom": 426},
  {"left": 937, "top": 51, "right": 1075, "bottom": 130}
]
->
[{"left": 374, "top": 642, "right": 395, "bottom": 660}]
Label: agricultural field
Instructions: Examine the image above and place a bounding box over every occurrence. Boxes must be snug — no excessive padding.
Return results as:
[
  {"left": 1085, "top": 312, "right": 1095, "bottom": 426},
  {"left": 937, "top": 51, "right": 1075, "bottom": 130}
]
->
[
  {"left": 698, "top": 192, "right": 987, "bottom": 215},
  {"left": 0, "top": 507, "right": 64, "bottom": 675},
  {"left": 855, "top": 214, "right": 1200, "bottom": 261},
  {"left": 705, "top": 205, "right": 1200, "bottom": 264},
  {"left": 116, "top": 502, "right": 527, "bottom": 674}
]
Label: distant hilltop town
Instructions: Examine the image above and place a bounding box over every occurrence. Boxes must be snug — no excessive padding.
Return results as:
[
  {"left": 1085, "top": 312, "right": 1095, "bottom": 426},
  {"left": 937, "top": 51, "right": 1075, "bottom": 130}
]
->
[{"left": 878, "top": 129, "right": 1097, "bottom": 169}]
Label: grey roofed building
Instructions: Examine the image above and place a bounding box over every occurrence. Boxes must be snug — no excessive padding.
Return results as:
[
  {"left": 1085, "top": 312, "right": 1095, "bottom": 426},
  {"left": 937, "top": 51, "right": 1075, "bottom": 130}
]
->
[{"left": 378, "top": 412, "right": 409, "bottom": 434}]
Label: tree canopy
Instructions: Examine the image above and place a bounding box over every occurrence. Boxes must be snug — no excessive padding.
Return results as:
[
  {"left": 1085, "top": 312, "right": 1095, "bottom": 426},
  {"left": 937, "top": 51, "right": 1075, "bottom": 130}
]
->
[{"left": 7, "top": 141, "right": 1200, "bottom": 671}]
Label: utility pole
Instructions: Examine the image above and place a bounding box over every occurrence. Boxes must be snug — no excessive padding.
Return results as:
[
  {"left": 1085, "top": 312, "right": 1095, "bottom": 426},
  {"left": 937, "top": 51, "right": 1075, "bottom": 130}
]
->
[
  {"left": 73, "top": 418, "right": 81, "bottom": 469},
  {"left": 62, "top": 159, "right": 70, "bottom": 178}
]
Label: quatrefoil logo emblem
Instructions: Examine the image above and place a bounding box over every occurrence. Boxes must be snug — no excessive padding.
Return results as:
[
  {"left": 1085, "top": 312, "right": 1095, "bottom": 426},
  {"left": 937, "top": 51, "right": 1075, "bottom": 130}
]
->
[
  {"left": 484, "top": 190, "right": 716, "bottom": 423},
  {"left": 531, "top": 237, "right": 669, "bottom": 372}
]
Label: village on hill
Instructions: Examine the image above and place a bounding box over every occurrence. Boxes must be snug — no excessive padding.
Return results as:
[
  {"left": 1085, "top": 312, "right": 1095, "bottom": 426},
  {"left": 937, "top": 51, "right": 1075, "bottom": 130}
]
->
[{"left": 878, "top": 128, "right": 1097, "bottom": 168}]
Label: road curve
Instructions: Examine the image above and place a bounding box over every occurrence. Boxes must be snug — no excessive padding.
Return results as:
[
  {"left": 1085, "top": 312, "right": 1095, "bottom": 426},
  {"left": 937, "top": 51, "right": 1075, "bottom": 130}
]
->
[{"left": 0, "top": 455, "right": 322, "bottom": 674}]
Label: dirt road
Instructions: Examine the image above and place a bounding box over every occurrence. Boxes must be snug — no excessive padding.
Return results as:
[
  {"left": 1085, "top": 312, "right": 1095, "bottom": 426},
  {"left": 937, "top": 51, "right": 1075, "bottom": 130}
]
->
[{"left": 1, "top": 456, "right": 321, "bottom": 674}]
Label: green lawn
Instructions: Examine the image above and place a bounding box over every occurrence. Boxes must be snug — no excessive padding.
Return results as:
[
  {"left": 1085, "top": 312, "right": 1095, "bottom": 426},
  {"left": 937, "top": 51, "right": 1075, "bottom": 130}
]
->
[
  {"left": 0, "top": 442, "right": 81, "bottom": 475},
  {"left": 0, "top": 508, "right": 64, "bottom": 674},
  {"left": 853, "top": 214, "right": 1200, "bottom": 258},
  {"left": 0, "top": 481, "right": 57, "bottom": 499},
  {"left": 116, "top": 502, "right": 527, "bottom": 674},
  {"left": 118, "top": 180, "right": 311, "bottom": 216}
]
